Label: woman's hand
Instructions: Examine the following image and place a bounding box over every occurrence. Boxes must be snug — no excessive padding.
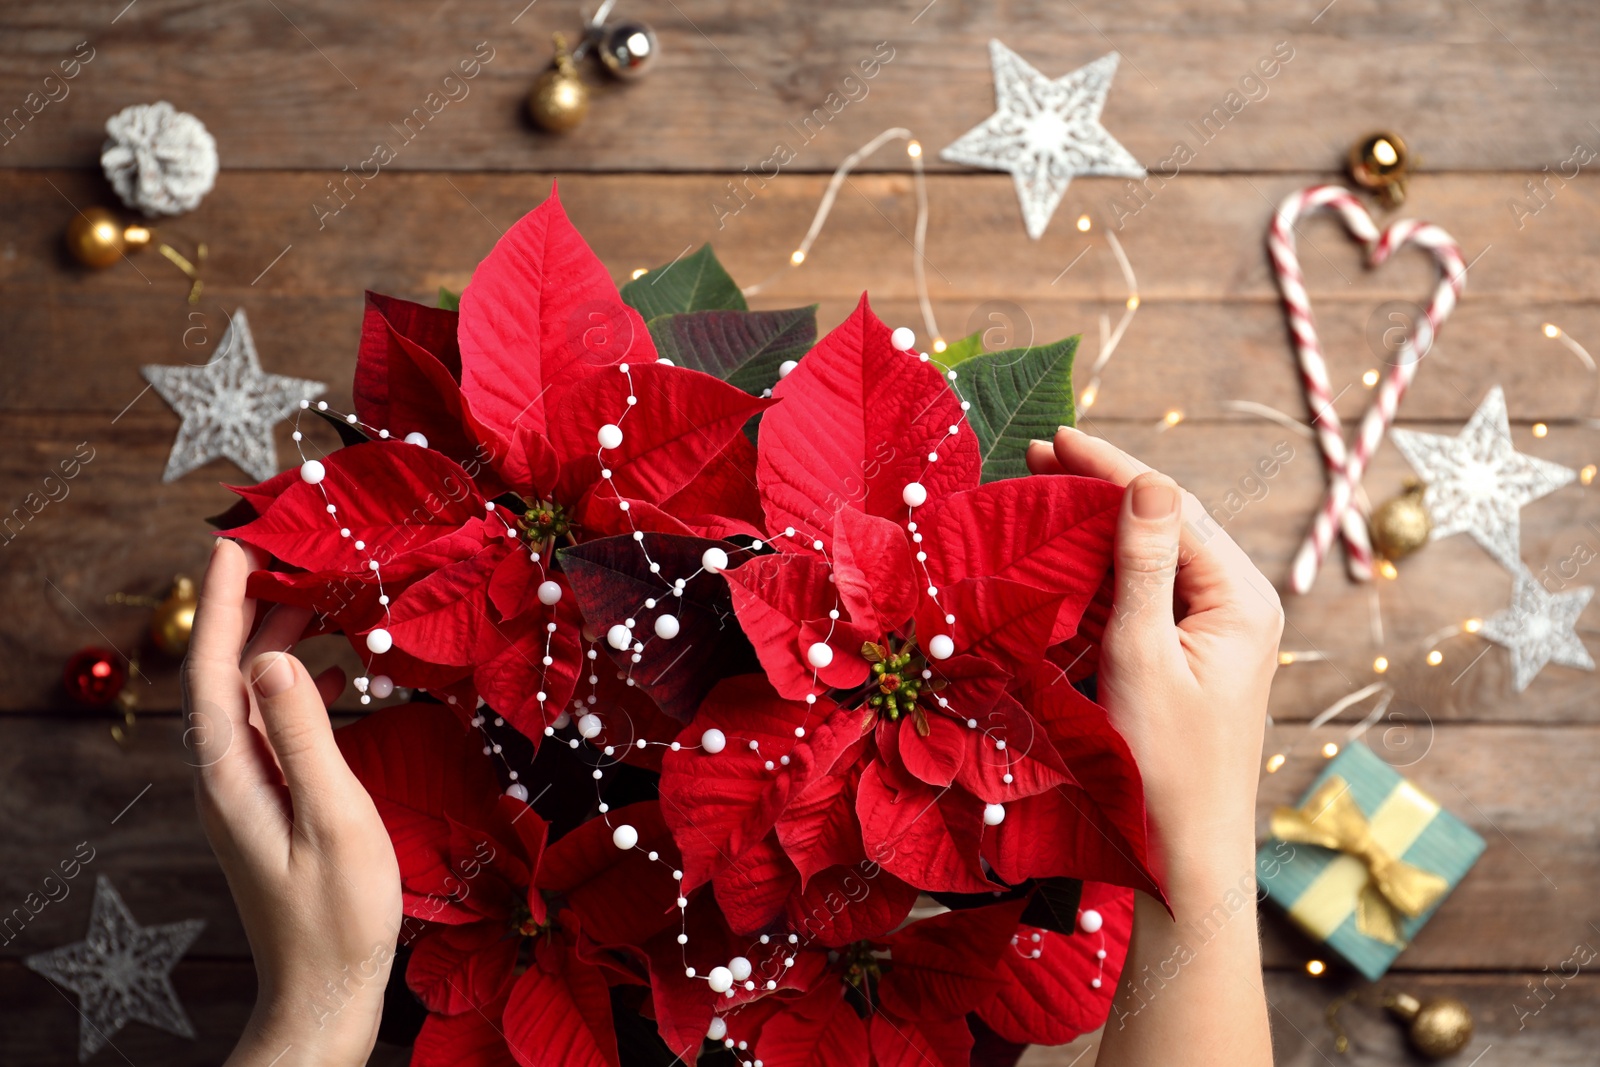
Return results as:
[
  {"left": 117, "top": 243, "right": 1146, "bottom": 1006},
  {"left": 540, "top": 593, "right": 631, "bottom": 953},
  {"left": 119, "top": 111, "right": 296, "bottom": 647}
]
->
[
  {"left": 184, "top": 538, "right": 401, "bottom": 1067},
  {"left": 1028, "top": 426, "right": 1280, "bottom": 1067}
]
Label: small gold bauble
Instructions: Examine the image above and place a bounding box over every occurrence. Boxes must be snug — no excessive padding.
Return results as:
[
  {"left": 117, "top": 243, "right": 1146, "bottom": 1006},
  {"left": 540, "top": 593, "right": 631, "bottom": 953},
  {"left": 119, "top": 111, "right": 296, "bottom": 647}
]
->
[
  {"left": 66, "top": 207, "right": 152, "bottom": 269},
  {"left": 149, "top": 575, "right": 198, "bottom": 657},
  {"left": 1370, "top": 483, "right": 1431, "bottom": 560},
  {"left": 528, "top": 34, "right": 589, "bottom": 133},
  {"left": 1349, "top": 131, "right": 1410, "bottom": 207},
  {"left": 1387, "top": 992, "right": 1473, "bottom": 1059}
]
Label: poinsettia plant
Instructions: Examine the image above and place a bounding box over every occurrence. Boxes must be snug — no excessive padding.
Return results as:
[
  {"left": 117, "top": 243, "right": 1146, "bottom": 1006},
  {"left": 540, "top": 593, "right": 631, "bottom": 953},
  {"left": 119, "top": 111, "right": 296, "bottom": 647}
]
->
[{"left": 219, "top": 188, "right": 1159, "bottom": 1067}]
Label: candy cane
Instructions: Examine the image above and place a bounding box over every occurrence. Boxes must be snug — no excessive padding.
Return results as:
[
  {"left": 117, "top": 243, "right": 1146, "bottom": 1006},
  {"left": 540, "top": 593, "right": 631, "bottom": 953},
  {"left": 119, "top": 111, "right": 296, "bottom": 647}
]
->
[{"left": 1268, "top": 185, "right": 1466, "bottom": 595}]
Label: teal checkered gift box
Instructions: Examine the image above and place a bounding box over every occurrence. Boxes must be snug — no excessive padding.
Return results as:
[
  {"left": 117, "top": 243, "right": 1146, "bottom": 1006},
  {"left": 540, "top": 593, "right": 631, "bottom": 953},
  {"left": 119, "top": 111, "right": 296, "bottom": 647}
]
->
[{"left": 1255, "top": 742, "right": 1485, "bottom": 980}]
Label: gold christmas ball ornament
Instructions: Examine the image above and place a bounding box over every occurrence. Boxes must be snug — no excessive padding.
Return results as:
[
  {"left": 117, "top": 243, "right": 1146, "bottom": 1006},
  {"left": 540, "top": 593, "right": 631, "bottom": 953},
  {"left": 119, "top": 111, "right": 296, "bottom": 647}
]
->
[
  {"left": 1349, "top": 131, "right": 1410, "bottom": 207},
  {"left": 65, "top": 207, "right": 154, "bottom": 269},
  {"left": 597, "top": 20, "right": 657, "bottom": 80},
  {"left": 149, "top": 575, "right": 198, "bottom": 657},
  {"left": 1370, "top": 482, "right": 1431, "bottom": 560},
  {"left": 1386, "top": 992, "right": 1473, "bottom": 1060},
  {"left": 528, "top": 33, "right": 589, "bottom": 133}
]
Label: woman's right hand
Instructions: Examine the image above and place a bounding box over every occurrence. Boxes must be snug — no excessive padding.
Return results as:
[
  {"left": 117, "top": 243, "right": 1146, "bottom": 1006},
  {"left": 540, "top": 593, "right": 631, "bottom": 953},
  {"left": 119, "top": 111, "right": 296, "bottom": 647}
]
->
[{"left": 1028, "top": 426, "right": 1280, "bottom": 1067}]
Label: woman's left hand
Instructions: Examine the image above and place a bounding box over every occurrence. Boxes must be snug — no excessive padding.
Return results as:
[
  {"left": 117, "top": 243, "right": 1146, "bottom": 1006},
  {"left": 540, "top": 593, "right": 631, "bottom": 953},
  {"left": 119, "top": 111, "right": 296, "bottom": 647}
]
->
[{"left": 185, "top": 538, "right": 401, "bottom": 1067}]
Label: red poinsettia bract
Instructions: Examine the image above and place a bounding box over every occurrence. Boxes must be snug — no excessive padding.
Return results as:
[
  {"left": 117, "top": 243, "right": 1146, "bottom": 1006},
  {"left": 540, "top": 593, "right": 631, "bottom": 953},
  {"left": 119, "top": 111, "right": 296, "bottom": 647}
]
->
[
  {"left": 222, "top": 188, "right": 768, "bottom": 739},
  {"left": 702, "top": 881, "right": 1133, "bottom": 1067},
  {"left": 663, "top": 296, "right": 1162, "bottom": 918},
  {"left": 337, "top": 702, "right": 688, "bottom": 1067}
]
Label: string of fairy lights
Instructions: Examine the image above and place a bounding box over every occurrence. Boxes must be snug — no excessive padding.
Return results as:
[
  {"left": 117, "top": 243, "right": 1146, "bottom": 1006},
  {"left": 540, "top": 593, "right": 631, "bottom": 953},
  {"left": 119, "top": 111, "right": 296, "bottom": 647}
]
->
[
  {"left": 284, "top": 326, "right": 1055, "bottom": 1055},
  {"left": 1260, "top": 319, "right": 1597, "bottom": 798},
  {"left": 282, "top": 128, "right": 1600, "bottom": 1020}
]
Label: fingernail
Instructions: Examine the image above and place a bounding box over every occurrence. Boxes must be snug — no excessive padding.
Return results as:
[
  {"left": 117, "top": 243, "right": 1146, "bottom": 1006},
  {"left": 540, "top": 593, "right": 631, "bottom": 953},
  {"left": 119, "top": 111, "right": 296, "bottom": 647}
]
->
[
  {"left": 1029, "top": 438, "right": 1052, "bottom": 449},
  {"left": 250, "top": 653, "right": 295, "bottom": 698},
  {"left": 1056, "top": 424, "right": 1081, "bottom": 435},
  {"left": 1132, "top": 484, "right": 1179, "bottom": 519},
  {"left": 211, "top": 536, "right": 227, "bottom": 553}
]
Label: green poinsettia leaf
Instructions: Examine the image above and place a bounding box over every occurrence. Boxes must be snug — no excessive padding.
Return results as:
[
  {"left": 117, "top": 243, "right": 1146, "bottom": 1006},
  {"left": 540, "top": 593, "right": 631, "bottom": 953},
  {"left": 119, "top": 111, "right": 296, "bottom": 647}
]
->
[
  {"left": 647, "top": 306, "right": 817, "bottom": 396},
  {"left": 438, "top": 287, "right": 461, "bottom": 311},
  {"left": 958, "top": 335, "right": 1079, "bottom": 482},
  {"left": 933, "top": 330, "right": 987, "bottom": 371},
  {"left": 622, "top": 244, "right": 748, "bottom": 319}
]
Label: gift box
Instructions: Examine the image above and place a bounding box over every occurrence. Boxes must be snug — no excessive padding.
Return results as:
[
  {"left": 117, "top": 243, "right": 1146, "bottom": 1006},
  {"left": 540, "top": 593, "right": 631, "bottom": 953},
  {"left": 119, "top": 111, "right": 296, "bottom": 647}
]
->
[{"left": 1255, "top": 741, "right": 1486, "bottom": 980}]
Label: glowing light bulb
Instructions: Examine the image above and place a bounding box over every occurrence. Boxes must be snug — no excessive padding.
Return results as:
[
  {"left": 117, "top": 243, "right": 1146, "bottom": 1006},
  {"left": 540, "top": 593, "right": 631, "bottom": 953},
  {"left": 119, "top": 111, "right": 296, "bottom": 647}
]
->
[
  {"left": 1533, "top": 422, "right": 1549, "bottom": 438},
  {"left": 906, "top": 140, "right": 922, "bottom": 158},
  {"left": 1076, "top": 214, "right": 1091, "bottom": 232},
  {"left": 1464, "top": 618, "right": 1482, "bottom": 633},
  {"left": 1362, "top": 369, "right": 1380, "bottom": 387},
  {"left": 1372, "top": 656, "right": 1389, "bottom": 674},
  {"left": 1079, "top": 383, "right": 1098, "bottom": 409},
  {"left": 1126, "top": 294, "right": 1140, "bottom": 310},
  {"left": 789, "top": 249, "right": 806, "bottom": 266},
  {"left": 1163, "top": 409, "right": 1184, "bottom": 427},
  {"left": 1427, "top": 650, "right": 1444, "bottom": 666},
  {"left": 1278, "top": 652, "right": 1296, "bottom": 665},
  {"left": 1583, "top": 465, "right": 1597, "bottom": 486},
  {"left": 631, "top": 267, "right": 648, "bottom": 280},
  {"left": 1306, "top": 959, "right": 1326, "bottom": 976},
  {"left": 1265, "top": 753, "right": 1286, "bottom": 773},
  {"left": 932, "top": 337, "right": 947, "bottom": 353},
  {"left": 1378, "top": 559, "right": 1398, "bottom": 579},
  {"left": 1322, "top": 742, "right": 1339, "bottom": 758},
  {"left": 1543, "top": 323, "right": 1562, "bottom": 339}
]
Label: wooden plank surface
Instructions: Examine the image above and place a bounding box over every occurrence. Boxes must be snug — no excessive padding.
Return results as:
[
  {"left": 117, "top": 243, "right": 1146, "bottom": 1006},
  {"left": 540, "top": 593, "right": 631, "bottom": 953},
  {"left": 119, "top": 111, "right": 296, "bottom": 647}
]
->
[
  {"left": 4, "top": 410, "right": 1593, "bottom": 722},
  {"left": 7, "top": 962, "right": 1595, "bottom": 1067},
  {"left": 1, "top": 718, "right": 1591, "bottom": 971},
  {"left": 1, "top": 0, "right": 1595, "bottom": 1061},
  {"left": 1, "top": 1, "right": 1597, "bottom": 172}
]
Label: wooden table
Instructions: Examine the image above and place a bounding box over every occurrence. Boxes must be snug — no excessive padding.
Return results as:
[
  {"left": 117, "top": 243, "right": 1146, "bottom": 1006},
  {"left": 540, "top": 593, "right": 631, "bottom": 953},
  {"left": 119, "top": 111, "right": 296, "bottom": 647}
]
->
[{"left": 2, "top": 1, "right": 1597, "bottom": 1063}]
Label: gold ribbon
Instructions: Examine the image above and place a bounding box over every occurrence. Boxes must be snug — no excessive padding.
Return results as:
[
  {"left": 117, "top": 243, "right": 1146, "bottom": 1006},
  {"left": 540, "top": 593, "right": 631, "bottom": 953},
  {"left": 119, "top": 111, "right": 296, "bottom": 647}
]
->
[{"left": 1272, "top": 775, "right": 1450, "bottom": 945}]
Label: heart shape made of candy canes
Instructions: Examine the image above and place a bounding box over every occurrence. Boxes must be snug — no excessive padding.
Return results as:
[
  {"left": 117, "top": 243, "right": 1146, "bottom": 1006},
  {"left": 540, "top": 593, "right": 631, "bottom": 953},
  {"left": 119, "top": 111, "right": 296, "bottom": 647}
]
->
[{"left": 1268, "top": 185, "right": 1467, "bottom": 595}]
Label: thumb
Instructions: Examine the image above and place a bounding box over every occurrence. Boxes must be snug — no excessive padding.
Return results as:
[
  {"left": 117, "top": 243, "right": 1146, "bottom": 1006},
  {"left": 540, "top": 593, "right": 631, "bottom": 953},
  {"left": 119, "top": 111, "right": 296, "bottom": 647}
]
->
[
  {"left": 248, "top": 651, "right": 350, "bottom": 829},
  {"left": 1104, "top": 472, "right": 1184, "bottom": 662}
]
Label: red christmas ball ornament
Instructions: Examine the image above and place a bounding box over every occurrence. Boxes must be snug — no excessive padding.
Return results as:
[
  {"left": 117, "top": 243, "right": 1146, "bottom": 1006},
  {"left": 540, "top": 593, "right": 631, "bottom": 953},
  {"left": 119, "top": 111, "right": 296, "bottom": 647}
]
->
[{"left": 64, "top": 647, "right": 127, "bottom": 706}]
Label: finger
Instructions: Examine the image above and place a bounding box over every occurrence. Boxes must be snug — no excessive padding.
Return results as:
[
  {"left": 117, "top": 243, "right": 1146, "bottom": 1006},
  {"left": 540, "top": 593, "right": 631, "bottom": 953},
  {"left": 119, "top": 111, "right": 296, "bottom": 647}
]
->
[
  {"left": 314, "top": 665, "right": 347, "bottom": 709},
  {"left": 237, "top": 542, "right": 271, "bottom": 644},
  {"left": 1026, "top": 439, "right": 1064, "bottom": 475},
  {"left": 1102, "top": 472, "right": 1185, "bottom": 664},
  {"left": 1044, "top": 427, "right": 1264, "bottom": 605},
  {"left": 248, "top": 651, "right": 350, "bottom": 832},
  {"left": 241, "top": 603, "right": 315, "bottom": 666},
  {"left": 1048, "top": 426, "right": 1153, "bottom": 485},
  {"left": 189, "top": 539, "right": 252, "bottom": 674}
]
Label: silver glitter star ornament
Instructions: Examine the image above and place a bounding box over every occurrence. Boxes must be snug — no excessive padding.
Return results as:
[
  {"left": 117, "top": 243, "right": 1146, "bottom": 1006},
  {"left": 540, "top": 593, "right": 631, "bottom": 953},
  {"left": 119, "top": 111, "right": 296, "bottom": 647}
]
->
[
  {"left": 1390, "top": 386, "right": 1576, "bottom": 570},
  {"left": 25, "top": 875, "right": 206, "bottom": 1061},
  {"left": 1478, "top": 565, "right": 1593, "bottom": 691},
  {"left": 142, "top": 308, "right": 325, "bottom": 482},
  {"left": 941, "top": 42, "right": 1145, "bottom": 239}
]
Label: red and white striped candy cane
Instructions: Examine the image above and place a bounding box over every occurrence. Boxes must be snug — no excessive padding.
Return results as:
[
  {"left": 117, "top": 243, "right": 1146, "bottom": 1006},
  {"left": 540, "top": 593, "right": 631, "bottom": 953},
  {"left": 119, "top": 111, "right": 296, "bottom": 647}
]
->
[
  {"left": 1269, "top": 185, "right": 1467, "bottom": 595},
  {"left": 1269, "top": 186, "right": 1380, "bottom": 583}
]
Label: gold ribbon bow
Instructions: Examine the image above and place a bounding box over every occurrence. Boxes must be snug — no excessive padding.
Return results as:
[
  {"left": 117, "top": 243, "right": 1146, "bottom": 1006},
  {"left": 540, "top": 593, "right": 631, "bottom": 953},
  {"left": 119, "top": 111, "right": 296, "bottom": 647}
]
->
[{"left": 1272, "top": 775, "right": 1450, "bottom": 945}]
